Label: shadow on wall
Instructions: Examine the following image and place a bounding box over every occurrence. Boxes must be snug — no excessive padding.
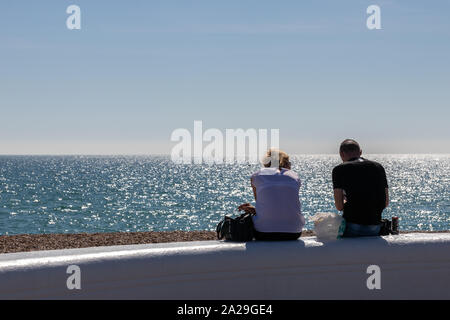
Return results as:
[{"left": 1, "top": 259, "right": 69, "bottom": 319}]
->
[{"left": 241, "top": 236, "right": 392, "bottom": 266}]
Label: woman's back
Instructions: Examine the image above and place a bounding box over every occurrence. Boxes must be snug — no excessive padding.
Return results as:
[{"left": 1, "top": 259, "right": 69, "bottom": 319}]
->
[{"left": 251, "top": 167, "right": 305, "bottom": 233}]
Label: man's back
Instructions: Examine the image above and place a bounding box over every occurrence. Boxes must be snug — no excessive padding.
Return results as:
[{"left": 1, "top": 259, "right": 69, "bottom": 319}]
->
[{"left": 332, "top": 157, "right": 388, "bottom": 225}]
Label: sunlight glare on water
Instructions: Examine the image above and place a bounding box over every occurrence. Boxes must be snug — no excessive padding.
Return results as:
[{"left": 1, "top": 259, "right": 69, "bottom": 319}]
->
[{"left": 0, "top": 154, "right": 448, "bottom": 235}]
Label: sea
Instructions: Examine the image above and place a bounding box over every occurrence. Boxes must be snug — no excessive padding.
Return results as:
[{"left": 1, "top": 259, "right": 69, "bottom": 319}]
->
[{"left": 0, "top": 154, "right": 449, "bottom": 235}]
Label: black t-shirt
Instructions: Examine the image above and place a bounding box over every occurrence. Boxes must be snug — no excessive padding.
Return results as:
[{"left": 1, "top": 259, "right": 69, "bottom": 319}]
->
[{"left": 332, "top": 157, "right": 388, "bottom": 225}]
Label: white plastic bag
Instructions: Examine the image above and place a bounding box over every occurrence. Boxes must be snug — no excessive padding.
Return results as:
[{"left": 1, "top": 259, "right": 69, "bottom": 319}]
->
[{"left": 311, "top": 212, "right": 346, "bottom": 241}]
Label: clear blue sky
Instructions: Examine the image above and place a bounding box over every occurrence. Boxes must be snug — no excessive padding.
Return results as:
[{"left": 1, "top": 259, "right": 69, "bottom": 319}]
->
[{"left": 1, "top": 0, "right": 449, "bottom": 154}]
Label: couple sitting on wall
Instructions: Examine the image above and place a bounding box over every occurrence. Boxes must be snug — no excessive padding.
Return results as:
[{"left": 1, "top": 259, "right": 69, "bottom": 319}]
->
[{"left": 238, "top": 139, "right": 389, "bottom": 240}]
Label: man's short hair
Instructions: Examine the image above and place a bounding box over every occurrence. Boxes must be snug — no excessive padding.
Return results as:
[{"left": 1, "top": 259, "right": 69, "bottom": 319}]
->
[{"left": 339, "top": 139, "right": 361, "bottom": 154}]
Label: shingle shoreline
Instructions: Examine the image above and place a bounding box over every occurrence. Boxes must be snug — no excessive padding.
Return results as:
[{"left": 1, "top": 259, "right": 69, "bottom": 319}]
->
[{"left": 1, "top": 230, "right": 448, "bottom": 254}]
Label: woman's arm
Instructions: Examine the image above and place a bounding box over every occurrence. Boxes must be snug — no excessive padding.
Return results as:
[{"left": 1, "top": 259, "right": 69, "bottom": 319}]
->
[
  {"left": 251, "top": 178, "right": 257, "bottom": 201},
  {"left": 237, "top": 178, "right": 257, "bottom": 215},
  {"left": 237, "top": 203, "right": 256, "bottom": 214}
]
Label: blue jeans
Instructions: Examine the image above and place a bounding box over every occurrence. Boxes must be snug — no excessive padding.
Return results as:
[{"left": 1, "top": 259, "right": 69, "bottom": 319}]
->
[{"left": 343, "top": 222, "right": 381, "bottom": 237}]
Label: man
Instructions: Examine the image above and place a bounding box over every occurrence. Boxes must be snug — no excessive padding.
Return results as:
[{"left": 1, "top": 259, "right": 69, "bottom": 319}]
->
[{"left": 332, "top": 139, "right": 389, "bottom": 237}]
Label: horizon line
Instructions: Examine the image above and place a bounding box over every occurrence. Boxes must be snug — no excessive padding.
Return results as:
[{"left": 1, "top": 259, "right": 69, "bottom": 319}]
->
[{"left": 0, "top": 153, "right": 449, "bottom": 156}]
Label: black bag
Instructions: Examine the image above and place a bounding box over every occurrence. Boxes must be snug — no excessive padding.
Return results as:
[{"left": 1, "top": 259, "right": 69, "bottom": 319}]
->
[
  {"left": 216, "top": 213, "right": 255, "bottom": 242},
  {"left": 379, "top": 219, "right": 392, "bottom": 236}
]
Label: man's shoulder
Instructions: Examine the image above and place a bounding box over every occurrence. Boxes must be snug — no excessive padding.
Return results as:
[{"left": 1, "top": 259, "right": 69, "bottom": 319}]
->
[
  {"left": 332, "top": 162, "right": 346, "bottom": 175},
  {"left": 332, "top": 161, "right": 352, "bottom": 171},
  {"left": 338, "top": 158, "right": 384, "bottom": 167},
  {"left": 360, "top": 158, "right": 385, "bottom": 169},
  {"left": 333, "top": 158, "right": 385, "bottom": 174}
]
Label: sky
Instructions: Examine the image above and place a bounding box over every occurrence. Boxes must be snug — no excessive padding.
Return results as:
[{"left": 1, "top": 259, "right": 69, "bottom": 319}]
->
[{"left": 1, "top": 0, "right": 449, "bottom": 155}]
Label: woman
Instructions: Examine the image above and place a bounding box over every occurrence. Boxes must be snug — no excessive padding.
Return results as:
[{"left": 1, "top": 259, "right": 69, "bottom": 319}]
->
[{"left": 238, "top": 149, "right": 305, "bottom": 241}]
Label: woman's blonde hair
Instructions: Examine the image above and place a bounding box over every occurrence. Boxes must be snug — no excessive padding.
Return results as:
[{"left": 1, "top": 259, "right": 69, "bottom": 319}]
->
[{"left": 261, "top": 149, "right": 290, "bottom": 169}]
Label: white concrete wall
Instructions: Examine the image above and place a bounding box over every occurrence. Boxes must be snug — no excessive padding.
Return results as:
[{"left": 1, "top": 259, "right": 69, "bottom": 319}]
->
[{"left": 0, "top": 233, "right": 449, "bottom": 299}]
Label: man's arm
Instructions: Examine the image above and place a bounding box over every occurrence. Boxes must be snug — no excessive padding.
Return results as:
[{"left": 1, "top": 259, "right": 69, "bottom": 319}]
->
[
  {"left": 334, "top": 188, "right": 345, "bottom": 211},
  {"left": 378, "top": 164, "right": 389, "bottom": 208},
  {"left": 332, "top": 166, "right": 345, "bottom": 211},
  {"left": 385, "top": 187, "right": 389, "bottom": 208}
]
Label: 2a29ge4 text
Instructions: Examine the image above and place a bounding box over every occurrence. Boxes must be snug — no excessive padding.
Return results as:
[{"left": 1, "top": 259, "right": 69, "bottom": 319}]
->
[{"left": 177, "top": 304, "right": 273, "bottom": 318}]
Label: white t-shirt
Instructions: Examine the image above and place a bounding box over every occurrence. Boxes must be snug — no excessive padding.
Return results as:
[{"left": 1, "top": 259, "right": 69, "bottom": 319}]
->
[{"left": 251, "top": 167, "right": 305, "bottom": 233}]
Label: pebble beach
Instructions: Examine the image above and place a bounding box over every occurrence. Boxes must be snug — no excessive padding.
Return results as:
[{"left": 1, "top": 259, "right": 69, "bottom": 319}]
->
[
  {"left": 0, "top": 230, "right": 315, "bottom": 254},
  {"left": 1, "top": 230, "right": 448, "bottom": 254}
]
